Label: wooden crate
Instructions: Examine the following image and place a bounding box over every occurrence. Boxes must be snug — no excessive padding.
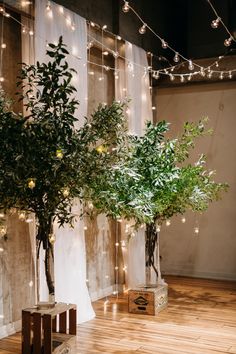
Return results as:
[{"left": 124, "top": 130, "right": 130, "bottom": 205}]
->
[
  {"left": 22, "top": 302, "right": 76, "bottom": 354},
  {"left": 128, "top": 284, "right": 168, "bottom": 315}
]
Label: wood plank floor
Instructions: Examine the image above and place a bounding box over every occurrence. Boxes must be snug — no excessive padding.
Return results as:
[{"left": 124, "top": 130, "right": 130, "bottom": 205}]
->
[{"left": 0, "top": 276, "right": 236, "bottom": 353}]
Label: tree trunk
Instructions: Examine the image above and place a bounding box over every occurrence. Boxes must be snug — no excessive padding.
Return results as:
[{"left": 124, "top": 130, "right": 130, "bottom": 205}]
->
[
  {"left": 36, "top": 216, "right": 55, "bottom": 299},
  {"left": 145, "top": 222, "right": 160, "bottom": 286}
]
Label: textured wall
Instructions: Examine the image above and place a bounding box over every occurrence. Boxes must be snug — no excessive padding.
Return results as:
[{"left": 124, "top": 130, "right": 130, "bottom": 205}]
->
[{"left": 154, "top": 81, "right": 236, "bottom": 281}]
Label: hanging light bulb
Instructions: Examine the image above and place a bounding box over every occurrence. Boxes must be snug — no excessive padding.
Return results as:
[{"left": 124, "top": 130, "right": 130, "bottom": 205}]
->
[
  {"left": 200, "top": 67, "right": 206, "bottom": 77},
  {"left": 181, "top": 216, "right": 186, "bottom": 223},
  {"left": 62, "top": 187, "right": 70, "bottom": 197},
  {"left": 122, "top": 1, "right": 130, "bottom": 13},
  {"left": 18, "top": 211, "right": 26, "bottom": 221},
  {"left": 180, "top": 75, "right": 185, "bottom": 83},
  {"left": 194, "top": 227, "right": 199, "bottom": 234},
  {"left": 215, "top": 62, "right": 219, "bottom": 68},
  {"left": 220, "top": 72, "right": 224, "bottom": 80},
  {"left": 173, "top": 52, "right": 180, "bottom": 62},
  {"left": 0, "top": 77, "right": 4, "bottom": 82},
  {"left": 49, "top": 233, "right": 56, "bottom": 244},
  {"left": 29, "top": 30, "right": 34, "bottom": 36},
  {"left": 188, "top": 60, "right": 194, "bottom": 71},
  {"left": 161, "top": 39, "right": 168, "bottom": 49},
  {"left": 116, "top": 35, "right": 122, "bottom": 40},
  {"left": 46, "top": 1, "right": 51, "bottom": 11},
  {"left": 102, "top": 24, "right": 107, "bottom": 30},
  {"left": 211, "top": 17, "right": 220, "bottom": 28},
  {"left": 112, "top": 51, "right": 119, "bottom": 59},
  {"left": 1, "top": 43, "right": 6, "bottom": 49},
  {"left": 166, "top": 219, "right": 171, "bottom": 226},
  {"left": 139, "top": 24, "right": 147, "bottom": 34},
  {"left": 28, "top": 178, "right": 36, "bottom": 189},
  {"left": 224, "top": 36, "right": 233, "bottom": 47},
  {"left": 207, "top": 71, "right": 212, "bottom": 78},
  {"left": 229, "top": 71, "right": 232, "bottom": 79},
  {"left": 170, "top": 74, "right": 175, "bottom": 81},
  {"left": 56, "top": 149, "right": 63, "bottom": 159},
  {"left": 152, "top": 106, "right": 156, "bottom": 110},
  {"left": 0, "top": 225, "right": 7, "bottom": 237},
  {"left": 90, "top": 21, "right": 95, "bottom": 27},
  {"left": 188, "top": 74, "right": 192, "bottom": 81}
]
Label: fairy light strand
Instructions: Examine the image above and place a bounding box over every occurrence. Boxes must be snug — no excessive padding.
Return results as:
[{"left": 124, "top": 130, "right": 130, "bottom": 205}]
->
[{"left": 207, "top": 0, "right": 236, "bottom": 44}]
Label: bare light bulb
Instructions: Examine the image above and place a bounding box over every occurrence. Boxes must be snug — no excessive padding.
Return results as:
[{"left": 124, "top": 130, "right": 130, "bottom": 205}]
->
[
  {"left": 112, "top": 51, "right": 119, "bottom": 58},
  {"left": 122, "top": 1, "right": 130, "bottom": 13},
  {"left": 194, "top": 227, "right": 199, "bottom": 234},
  {"left": 161, "top": 40, "right": 168, "bottom": 49},
  {"left": 220, "top": 72, "right": 224, "bottom": 80},
  {"left": 170, "top": 74, "right": 175, "bottom": 81},
  {"left": 211, "top": 17, "right": 220, "bottom": 28},
  {"left": 46, "top": 2, "right": 51, "bottom": 11},
  {"left": 181, "top": 217, "right": 186, "bottom": 223},
  {"left": 166, "top": 220, "right": 171, "bottom": 226},
  {"left": 229, "top": 71, "right": 232, "bottom": 79},
  {"left": 180, "top": 75, "right": 185, "bottom": 83},
  {"left": 0, "top": 77, "right": 4, "bottom": 82},
  {"left": 188, "top": 60, "right": 194, "bottom": 71},
  {"left": 224, "top": 36, "right": 233, "bottom": 47},
  {"left": 28, "top": 178, "right": 36, "bottom": 189},
  {"left": 173, "top": 52, "right": 180, "bottom": 62},
  {"left": 139, "top": 24, "right": 146, "bottom": 34},
  {"left": 1, "top": 43, "right": 6, "bottom": 49}
]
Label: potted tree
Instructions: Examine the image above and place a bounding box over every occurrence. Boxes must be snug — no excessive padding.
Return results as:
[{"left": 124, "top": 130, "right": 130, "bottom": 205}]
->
[
  {"left": 84, "top": 118, "right": 228, "bottom": 286},
  {"left": 0, "top": 37, "right": 128, "bottom": 302}
]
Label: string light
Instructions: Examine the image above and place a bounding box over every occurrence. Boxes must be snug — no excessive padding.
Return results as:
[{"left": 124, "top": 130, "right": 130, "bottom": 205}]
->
[
  {"left": 56, "top": 149, "right": 63, "bottom": 159},
  {"left": 49, "top": 233, "right": 56, "bottom": 244},
  {"left": 139, "top": 24, "right": 146, "bottom": 34},
  {"left": 211, "top": 17, "right": 220, "bottom": 28},
  {"left": 188, "top": 60, "right": 194, "bottom": 71},
  {"left": 161, "top": 40, "right": 168, "bottom": 49},
  {"left": 224, "top": 36, "right": 233, "bottom": 47},
  {"left": 194, "top": 227, "right": 199, "bottom": 234},
  {"left": 46, "top": 1, "right": 51, "bottom": 11},
  {"left": 102, "top": 24, "right": 107, "bottom": 30},
  {"left": 122, "top": 1, "right": 130, "bottom": 13},
  {"left": 181, "top": 216, "right": 186, "bottom": 223},
  {"left": 28, "top": 178, "right": 36, "bottom": 189},
  {"left": 173, "top": 52, "right": 180, "bottom": 63},
  {"left": 0, "top": 225, "right": 7, "bottom": 237},
  {"left": 180, "top": 75, "right": 185, "bottom": 83},
  {"left": 1, "top": 43, "right": 6, "bottom": 49},
  {"left": 18, "top": 211, "right": 26, "bottom": 221},
  {"left": 166, "top": 220, "right": 171, "bottom": 226},
  {"left": 62, "top": 187, "right": 70, "bottom": 197}
]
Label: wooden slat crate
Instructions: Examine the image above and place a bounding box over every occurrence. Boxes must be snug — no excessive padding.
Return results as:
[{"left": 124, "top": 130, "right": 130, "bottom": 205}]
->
[
  {"left": 22, "top": 303, "right": 76, "bottom": 354},
  {"left": 128, "top": 284, "right": 168, "bottom": 315}
]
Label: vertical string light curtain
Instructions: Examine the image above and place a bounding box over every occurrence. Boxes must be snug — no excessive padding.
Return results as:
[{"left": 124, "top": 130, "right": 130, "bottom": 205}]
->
[
  {"left": 115, "top": 42, "right": 152, "bottom": 288},
  {"left": 35, "top": 0, "right": 95, "bottom": 323}
]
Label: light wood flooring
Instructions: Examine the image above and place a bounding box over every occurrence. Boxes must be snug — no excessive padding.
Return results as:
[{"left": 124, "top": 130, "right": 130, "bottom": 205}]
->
[{"left": 0, "top": 276, "right": 236, "bottom": 353}]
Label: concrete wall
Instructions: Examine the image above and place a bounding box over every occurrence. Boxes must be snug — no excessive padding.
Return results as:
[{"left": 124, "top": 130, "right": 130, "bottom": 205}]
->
[{"left": 154, "top": 81, "right": 236, "bottom": 281}]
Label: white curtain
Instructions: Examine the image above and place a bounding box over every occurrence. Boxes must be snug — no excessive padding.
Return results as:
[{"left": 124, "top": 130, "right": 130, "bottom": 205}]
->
[
  {"left": 35, "top": 0, "right": 95, "bottom": 323},
  {"left": 116, "top": 42, "right": 152, "bottom": 288}
]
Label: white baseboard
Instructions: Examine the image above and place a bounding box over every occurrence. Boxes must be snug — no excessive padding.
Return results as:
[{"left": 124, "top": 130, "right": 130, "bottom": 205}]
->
[
  {"left": 162, "top": 268, "right": 236, "bottom": 281},
  {"left": 0, "top": 319, "right": 21, "bottom": 339}
]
